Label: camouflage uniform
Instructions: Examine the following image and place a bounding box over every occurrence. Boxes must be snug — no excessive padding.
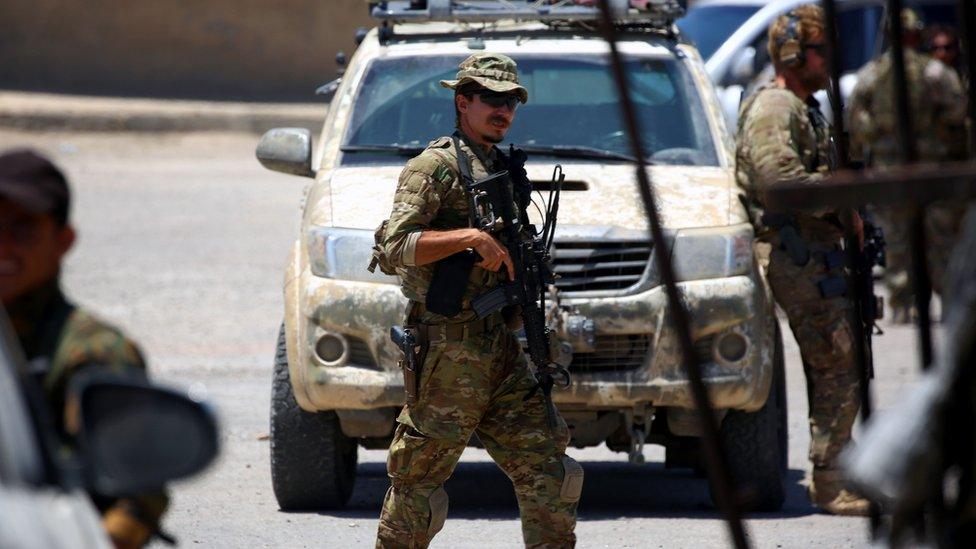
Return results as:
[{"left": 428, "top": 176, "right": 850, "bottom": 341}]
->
[
  {"left": 848, "top": 49, "right": 969, "bottom": 316},
  {"left": 8, "top": 277, "right": 168, "bottom": 547},
  {"left": 376, "top": 54, "right": 581, "bottom": 549},
  {"left": 736, "top": 81, "right": 865, "bottom": 512}
]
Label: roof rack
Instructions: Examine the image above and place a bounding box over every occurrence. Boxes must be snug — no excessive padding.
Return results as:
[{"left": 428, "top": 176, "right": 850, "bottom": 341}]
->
[{"left": 368, "top": 1, "right": 686, "bottom": 27}]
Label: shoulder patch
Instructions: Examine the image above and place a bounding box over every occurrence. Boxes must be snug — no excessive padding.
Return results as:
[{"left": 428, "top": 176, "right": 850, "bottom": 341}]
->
[{"left": 428, "top": 136, "right": 452, "bottom": 149}]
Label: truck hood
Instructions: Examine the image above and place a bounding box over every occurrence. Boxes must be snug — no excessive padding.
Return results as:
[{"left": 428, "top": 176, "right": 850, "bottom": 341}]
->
[{"left": 311, "top": 163, "right": 745, "bottom": 231}]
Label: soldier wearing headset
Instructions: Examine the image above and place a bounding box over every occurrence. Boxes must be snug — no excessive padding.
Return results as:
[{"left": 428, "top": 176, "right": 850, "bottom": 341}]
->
[{"left": 734, "top": 4, "right": 869, "bottom": 516}]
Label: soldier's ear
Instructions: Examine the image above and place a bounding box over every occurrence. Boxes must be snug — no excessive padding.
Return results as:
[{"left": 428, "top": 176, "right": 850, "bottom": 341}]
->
[
  {"left": 456, "top": 93, "right": 469, "bottom": 115},
  {"left": 56, "top": 224, "right": 76, "bottom": 258}
]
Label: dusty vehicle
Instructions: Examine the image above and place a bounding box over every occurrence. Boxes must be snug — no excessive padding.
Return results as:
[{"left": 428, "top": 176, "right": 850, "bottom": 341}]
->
[{"left": 259, "top": 0, "right": 786, "bottom": 512}]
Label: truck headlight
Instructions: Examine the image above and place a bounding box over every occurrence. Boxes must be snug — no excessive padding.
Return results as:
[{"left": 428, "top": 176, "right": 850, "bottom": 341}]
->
[
  {"left": 671, "top": 223, "right": 754, "bottom": 282},
  {"left": 307, "top": 226, "right": 398, "bottom": 284}
]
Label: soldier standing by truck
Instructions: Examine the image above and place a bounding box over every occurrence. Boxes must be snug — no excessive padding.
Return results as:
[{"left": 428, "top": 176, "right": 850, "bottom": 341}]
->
[
  {"left": 374, "top": 53, "right": 582, "bottom": 548},
  {"left": 848, "top": 8, "right": 969, "bottom": 322},
  {"left": 0, "top": 149, "right": 169, "bottom": 549},
  {"left": 735, "top": 5, "right": 869, "bottom": 516}
]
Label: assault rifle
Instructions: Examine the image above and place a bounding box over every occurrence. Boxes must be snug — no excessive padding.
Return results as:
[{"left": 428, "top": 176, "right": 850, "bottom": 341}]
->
[
  {"left": 464, "top": 145, "right": 569, "bottom": 425},
  {"left": 850, "top": 211, "right": 886, "bottom": 379}
]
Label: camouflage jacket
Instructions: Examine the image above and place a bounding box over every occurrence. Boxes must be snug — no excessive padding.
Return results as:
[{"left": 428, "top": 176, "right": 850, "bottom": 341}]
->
[
  {"left": 735, "top": 80, "right": 841, "bottom": 243},
  {"left": 9, "top": 278, "right": 168, "bottom": 531},
  {"left": 382, "top": 134, "right": 505, "bottom": 323},
  {"left": 849, "top": 49, "right": 968, "bottom": 165}
]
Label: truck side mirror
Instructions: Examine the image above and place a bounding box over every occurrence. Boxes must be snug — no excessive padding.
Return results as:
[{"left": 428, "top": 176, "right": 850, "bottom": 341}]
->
[
  {"left": 255, "top": 128, "right": 314, "bottom": 178},
  {"left": 74, "top": 373, "right": 219, "bottom": 495}
]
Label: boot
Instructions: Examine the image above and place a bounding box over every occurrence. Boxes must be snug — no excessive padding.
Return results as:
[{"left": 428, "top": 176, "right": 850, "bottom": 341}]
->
[
  {"left": 890, "top": 303, "right": 916, "bottom": 325},
  {"left": 810, "top": 468, "right": 871, "bottom": 516}
]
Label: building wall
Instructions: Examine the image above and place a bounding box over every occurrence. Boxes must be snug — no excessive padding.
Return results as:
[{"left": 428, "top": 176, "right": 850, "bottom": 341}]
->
[{"left": 0, "top": 0, "right": 373, "bottom": 101}]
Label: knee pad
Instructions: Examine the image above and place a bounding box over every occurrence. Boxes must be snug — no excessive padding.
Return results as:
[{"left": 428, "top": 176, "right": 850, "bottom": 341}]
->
[
  {"left": 427, "top": 486, "right": 449, "bottom": 537},
  {"left": 559, "top": 455, "right": 584, "bottom": 503}
]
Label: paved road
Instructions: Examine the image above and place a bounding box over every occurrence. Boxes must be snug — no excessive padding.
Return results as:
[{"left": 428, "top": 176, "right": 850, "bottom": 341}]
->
[{"left": 0, "top": 130, "right": 929, "bottom": 548}]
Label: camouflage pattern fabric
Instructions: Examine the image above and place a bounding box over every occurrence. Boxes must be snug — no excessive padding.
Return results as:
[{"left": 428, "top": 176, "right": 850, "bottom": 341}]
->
[
  {"left": 736, "top": 80, "right": 839, "bottom": 236},
  {"left": 848, "top": 49, "right": 969, "bottom": 310},
  {"left": 9, "top": 278, "right": 168, "bottom": 545},
  {"left": 439, "top": 53, "right": 529, "bottom": 104},
  {"left": 377, "top": 325, "right": 580, "bottom": 549},
  {"left": 764, "top": 240, "right": 859, "bottom": 469},
  {"left": 382, "top": 135, "right": 503, "bottom": 324},
  {"left": 736, "top": 82, "right": 860, "bottom": 482},
  {"left": 378, "top": 131, "right": 580, "bottom": 546}
]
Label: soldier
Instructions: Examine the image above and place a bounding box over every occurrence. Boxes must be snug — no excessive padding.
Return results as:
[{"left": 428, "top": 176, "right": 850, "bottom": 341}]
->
[
  {"left": 374, "top": 53, "right": 582, "bottom": 548},
  {"left": 0, "top": 149, "right": 168, "bottom": 549},
  {"left": 735, "top": 5, "right": 869, "bottom": 515},
  {"left": 848, "top": 9, "right": 968, "bottom": 323},
  {"left": 924, "top": 24, "right": 963, "bottom": 79}
]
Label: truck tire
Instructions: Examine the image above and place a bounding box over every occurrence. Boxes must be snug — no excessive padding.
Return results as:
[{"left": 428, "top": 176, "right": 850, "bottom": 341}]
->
[
  {"left": 711, "top": 324, "right": 787, "bottom": 512},
  {"left": 270, "top": 325, "right": 357, "bottom": 510}
]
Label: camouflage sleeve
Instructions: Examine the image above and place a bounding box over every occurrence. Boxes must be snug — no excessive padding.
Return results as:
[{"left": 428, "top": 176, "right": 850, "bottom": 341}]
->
[
  {"left": 743, "top": 90, "right": 822, "bottom": 189},
  {"left": 48, "top": 311, "right": 168, "bottom": 542},
  {"left": 847, "top": 69, "right": 874, "bottom": 164},
  {"left": 382, "top": 153, "right": 455, "bottom": 267},
  {"left": 927, "top": 60, "right": 969, "bottom": 159}
]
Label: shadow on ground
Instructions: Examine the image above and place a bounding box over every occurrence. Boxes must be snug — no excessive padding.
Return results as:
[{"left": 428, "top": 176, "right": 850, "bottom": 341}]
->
[{"left": 310, "top": 461, "right": 817, "bottom": 521}]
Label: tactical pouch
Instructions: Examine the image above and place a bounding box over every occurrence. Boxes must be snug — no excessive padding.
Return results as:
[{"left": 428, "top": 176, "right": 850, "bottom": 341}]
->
[
  {"left": 823, "top": 249, "right": 845, "bottom": 270},
  {"left": 818, "top": 275, "right": 847, "bottom": 298},
  {"left": 426, "top": 249, "right": 478, "bottom": 317},
  {"left": 399, "top": 356, "right": 418, "bottom": 406},
  {"left": 778, "top": 225, "right": 810, "bottom": 267}
]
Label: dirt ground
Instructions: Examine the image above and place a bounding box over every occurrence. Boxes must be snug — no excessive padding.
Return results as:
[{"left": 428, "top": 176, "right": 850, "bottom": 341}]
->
[{"left": 0, "top": 130, "right": 926, "bottom": 548}]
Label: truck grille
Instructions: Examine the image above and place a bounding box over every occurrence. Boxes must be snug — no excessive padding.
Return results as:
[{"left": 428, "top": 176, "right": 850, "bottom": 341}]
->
[
  {"left": 348, "top": 336, "right": 378, "bottom": 367},
  {"left": 551, "top": 239, "right": 651, "bottom": 293},
  {"left": 570, "top": 334, "right": 650, "bottom": 373}
]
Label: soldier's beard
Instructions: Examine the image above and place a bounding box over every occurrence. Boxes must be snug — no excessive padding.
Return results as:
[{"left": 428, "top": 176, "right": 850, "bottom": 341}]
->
[
  {"left": 482, "top": 133, "right": 505, "bottom": 144},
  {"left": 800, "top": 70, "right": 829, "bottom": 94}
]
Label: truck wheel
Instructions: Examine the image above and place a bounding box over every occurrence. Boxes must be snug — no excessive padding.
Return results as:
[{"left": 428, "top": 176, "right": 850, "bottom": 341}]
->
[
  {"left": 270, "top": 325, "right": 357, "bottom": 510},
  {"left": 711, "top": 324, "right": 787, "bottom": 512}
]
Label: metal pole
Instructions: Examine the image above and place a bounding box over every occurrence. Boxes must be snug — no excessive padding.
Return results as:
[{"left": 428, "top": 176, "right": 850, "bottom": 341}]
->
[
  {"left": 594, "top": 2, "right": 750, "bottom": 548},
  {"left": 886, "top": 0, "right": 934, "bottom": 370},
  {"left": 821, "top": 0, "right": 880, "bottom": 533}
]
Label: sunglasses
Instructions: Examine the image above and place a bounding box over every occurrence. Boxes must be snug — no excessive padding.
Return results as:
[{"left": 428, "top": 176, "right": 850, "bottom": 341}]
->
[
  {"left": 475, "top": 91, "right": 520, "bottom": 110},
  {"left": 932, "top": 44, "right": 958, "bottom": 52}
]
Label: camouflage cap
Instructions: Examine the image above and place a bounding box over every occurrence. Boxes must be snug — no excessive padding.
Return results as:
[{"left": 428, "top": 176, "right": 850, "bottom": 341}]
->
[{"left": 439, "top": 53, "right": 529, "bottom": 104}]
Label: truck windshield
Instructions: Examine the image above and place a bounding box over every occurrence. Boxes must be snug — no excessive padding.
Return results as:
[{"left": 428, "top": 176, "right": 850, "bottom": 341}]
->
[{"left": 341, "top": 54, "right": 719, "bottom": 167}]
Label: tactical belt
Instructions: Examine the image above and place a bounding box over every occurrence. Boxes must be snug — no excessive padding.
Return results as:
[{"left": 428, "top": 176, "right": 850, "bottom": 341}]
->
[{"left": 420, "top": 314, "right": 503, "bottom": 342}]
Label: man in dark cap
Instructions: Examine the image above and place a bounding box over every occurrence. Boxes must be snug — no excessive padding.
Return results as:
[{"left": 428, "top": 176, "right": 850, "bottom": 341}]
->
[{"left": 0, "top": 148, "right": 168, "bottom": 549}]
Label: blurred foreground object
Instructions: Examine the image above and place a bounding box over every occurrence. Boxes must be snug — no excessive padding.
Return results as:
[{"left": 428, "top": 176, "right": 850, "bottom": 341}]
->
[
  {"left": 0, "top": 148, "right": 218, "bottom": 548},
  {"left": 0, "top": 309, "right": 219, "bottom": 549}
]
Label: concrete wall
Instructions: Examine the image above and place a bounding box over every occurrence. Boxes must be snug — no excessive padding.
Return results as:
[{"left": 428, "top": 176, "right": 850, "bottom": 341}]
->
[{"left": 0, "top": 0, "right": 373, "bottom": 101}]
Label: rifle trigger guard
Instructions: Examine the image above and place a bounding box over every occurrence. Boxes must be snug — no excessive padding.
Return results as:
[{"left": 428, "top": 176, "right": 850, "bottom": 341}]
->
[{"left": 553, "top": 365, "right": 571, "bottom": 389}]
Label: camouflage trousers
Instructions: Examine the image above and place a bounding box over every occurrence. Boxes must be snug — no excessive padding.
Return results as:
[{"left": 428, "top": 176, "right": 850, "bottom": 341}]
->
[
  {"left": 376, "top": 324, "right": 581, "bottom": 549},
  {"left": 764, "top": 237, "right": 861, "bottom": 470},
  {"left": 874, "top": 202, "right": 966, "bottom": 309}
]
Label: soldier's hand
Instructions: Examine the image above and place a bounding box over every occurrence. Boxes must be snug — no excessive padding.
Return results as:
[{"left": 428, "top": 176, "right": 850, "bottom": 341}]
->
[
  {"left": 471, "top": 231, "right": 515, "bottom": 280},
  {"left": 850, "top": 211, "right": 865, "bottom": 250}
]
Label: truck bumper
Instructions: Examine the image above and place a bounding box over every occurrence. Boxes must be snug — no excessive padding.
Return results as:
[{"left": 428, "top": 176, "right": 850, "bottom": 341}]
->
[{"left": 286, "top": 259, "right": 774, "bottom": 414}]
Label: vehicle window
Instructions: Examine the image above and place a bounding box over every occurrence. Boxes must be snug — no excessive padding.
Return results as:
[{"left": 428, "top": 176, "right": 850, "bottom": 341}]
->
[
  {"left": 838, "top": 6, "right": 884, "bottom": 73},
  {"left": 342, "top": 54, "right": 719, "bottom": 166},
  {"left": 677, "top": 5, "right": 761, "bottom": 61}
]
